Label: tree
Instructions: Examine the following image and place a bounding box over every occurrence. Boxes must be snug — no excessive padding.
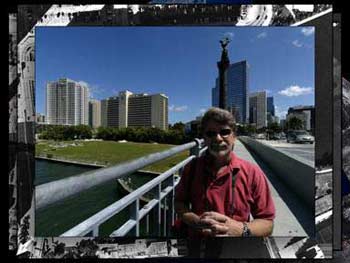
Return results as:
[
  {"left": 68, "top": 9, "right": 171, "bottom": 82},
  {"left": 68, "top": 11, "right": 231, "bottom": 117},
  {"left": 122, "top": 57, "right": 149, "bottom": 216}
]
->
[
  {"left": 245, "top": 124, "right": 256, "bottom": 135},
  {"left": 268, "top": 122, "right": 282, "bottom": 134},
  {"left": 171, "top": 122, "right": 185, "bottom": 133},
  {"left": 287, "top": 117, "right": 303, "bottom": 130}
]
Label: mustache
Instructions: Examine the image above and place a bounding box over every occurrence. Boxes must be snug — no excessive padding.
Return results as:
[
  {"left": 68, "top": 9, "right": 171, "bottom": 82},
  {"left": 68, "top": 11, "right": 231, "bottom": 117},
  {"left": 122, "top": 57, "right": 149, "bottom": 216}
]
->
[{"left": 209, "top": 142, "right": 228, "bottom": 151}]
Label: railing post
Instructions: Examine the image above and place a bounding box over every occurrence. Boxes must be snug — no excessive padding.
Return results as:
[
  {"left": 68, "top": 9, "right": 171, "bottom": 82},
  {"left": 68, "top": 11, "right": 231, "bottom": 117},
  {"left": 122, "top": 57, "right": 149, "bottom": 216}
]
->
[
  {"left": 146, "top": 214, "right": 149, "bottom": 235},
  {"left": 171, "top": 174, "right": 175, "bottom": 226},
  {"left": 190, "top": 138, "right": 202, "bottom": 157},
  {"left": 92, "top": 225, "right": 99, "bottom": 237},
  {"left": 154, "top": 184, "right": 161, "bottom": 236},
  {"left": 130, "top": 199, "right": 139, "bottom": 236},
  {"left": 163, "top": 196, "right": 167, "bottom": 236}
]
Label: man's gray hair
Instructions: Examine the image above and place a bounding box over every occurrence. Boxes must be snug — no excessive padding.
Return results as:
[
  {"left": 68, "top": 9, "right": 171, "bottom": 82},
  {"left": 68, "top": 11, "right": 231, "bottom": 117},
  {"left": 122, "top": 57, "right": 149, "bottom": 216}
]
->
[{"left": 200, "top": 107, "right": 236, "bottom": 133}]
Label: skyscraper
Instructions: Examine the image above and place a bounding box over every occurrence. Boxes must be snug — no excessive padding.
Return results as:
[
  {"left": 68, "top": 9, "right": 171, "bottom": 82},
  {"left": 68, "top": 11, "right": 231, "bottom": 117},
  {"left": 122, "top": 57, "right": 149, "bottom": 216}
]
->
[
  {"left": 249, "top": 91, "right": 267, "bottom": 129},
  {"left": 267, "top": 96, "right": 275, "bottom": 125},
  {"left": 46, "top": 78, "right": 89, "bottom": 125},
  {"left": 89, "top": 99, "right": 101, "bottom": 128},
  {"left": 267, "top": 97, "right": 275, "bottom": 116},
  {"left": 212, "top": 60, "right": 249, "bottom": 123},
  {"left": 101, "top": 91, "right": 168, "bottom": 130}
]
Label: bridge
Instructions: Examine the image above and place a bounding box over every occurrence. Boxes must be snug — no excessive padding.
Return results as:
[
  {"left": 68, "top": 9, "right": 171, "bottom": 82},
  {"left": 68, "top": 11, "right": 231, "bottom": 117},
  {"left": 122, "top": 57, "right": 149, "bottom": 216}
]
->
[{"left": 36, "top": 136, "right": 315, "bottom": 242}]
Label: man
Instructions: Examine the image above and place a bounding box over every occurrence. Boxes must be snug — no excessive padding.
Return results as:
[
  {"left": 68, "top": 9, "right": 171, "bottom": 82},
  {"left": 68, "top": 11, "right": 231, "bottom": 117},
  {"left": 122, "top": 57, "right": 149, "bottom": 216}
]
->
[{"left": 175, "top": 107, "right": 275, "bottom": 238}]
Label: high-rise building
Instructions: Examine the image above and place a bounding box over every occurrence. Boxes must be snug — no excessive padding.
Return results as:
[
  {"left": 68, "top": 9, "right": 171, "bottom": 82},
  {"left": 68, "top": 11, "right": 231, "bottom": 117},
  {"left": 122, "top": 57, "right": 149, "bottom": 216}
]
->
[
  {"left": 267, "top": 96, "right": 275, "bottom": 116},
  {"left": 46, "top": 78, "right": 89, "bottom": 125},
  {"left": 100, "top": 99, "right": 109, "bottom": 127},
  {"left": 286, "top": 105, "right": 315, "bottom": 133},
  {"left": 89, "top": 99, "right": 101, "bottom": 128},
  {"left": 249, "top": 91, "right": 267, "bottom": 129},
  {"left": 101, "top": 91, "right": 168, "bottom": 130},
  {"left": 212, "top": 60, "right": 249, "bottom": 123},
  {"left": 107, "top": 96, "right": 120, "bottom": 128}
]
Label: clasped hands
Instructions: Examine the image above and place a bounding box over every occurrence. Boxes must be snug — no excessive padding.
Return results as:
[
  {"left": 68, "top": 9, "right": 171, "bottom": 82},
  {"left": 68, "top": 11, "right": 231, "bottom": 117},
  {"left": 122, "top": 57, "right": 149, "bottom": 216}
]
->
[{"left": 193, "top": 211, "right": 244, "bottom": 237}]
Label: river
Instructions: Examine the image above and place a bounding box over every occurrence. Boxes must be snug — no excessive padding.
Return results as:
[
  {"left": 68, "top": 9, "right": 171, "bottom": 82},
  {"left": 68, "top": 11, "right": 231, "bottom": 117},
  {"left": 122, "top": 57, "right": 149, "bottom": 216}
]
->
[
  {"left": 35, "top": 159, "right": 99, "bottom": 185},
  {"left": 35, "top": 159, "right": 158, "bottom": 237}
]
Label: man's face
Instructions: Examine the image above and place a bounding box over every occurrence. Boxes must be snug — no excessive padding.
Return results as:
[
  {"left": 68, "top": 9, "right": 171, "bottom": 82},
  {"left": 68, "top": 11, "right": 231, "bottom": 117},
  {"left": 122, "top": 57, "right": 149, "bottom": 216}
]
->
[{"left": 203, "top": 120, "right": 235, "bottom": 158}]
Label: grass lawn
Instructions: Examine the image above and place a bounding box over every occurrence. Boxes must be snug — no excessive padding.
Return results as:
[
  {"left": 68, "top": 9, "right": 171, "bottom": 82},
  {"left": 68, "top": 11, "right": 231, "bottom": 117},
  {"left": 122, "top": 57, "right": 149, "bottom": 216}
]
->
[{"left": 35, "top": 140, "right": 189, "bottom": 173}]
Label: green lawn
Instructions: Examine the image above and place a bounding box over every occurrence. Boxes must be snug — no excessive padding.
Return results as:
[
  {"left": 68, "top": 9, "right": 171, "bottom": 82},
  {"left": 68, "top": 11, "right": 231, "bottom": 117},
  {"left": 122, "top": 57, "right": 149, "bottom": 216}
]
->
[{"left": 35, "top": 140, "right": 189, "bottom": 173}]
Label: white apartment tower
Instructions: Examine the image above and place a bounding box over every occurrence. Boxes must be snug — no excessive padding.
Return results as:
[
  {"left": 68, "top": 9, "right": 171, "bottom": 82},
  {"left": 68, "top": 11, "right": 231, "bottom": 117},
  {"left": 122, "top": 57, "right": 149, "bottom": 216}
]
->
[{"left": 46, "top": 78, "right": 89, "bottom": 125}]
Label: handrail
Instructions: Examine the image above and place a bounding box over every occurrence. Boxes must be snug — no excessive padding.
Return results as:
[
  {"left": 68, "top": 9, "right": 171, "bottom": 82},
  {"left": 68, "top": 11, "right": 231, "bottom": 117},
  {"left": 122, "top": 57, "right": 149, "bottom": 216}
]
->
[
  {"left": 60, "top": 155, "right": 195, "bottom": 237},
  {"left": 35, "top": 139, "right": 204, "bottom": 210}
]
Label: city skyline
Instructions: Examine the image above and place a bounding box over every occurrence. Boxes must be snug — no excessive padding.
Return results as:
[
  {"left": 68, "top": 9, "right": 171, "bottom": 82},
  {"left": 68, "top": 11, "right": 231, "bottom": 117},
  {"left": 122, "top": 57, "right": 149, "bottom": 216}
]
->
[{"left": 36, "top": 26, "right": 315, "bottom": 124}]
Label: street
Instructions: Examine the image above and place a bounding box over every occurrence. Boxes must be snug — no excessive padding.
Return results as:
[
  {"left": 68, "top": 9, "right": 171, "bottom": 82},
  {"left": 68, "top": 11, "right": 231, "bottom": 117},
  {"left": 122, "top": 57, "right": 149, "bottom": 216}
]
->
[{"left": 257, "top": 139, "right": 315, "bottom": 165}]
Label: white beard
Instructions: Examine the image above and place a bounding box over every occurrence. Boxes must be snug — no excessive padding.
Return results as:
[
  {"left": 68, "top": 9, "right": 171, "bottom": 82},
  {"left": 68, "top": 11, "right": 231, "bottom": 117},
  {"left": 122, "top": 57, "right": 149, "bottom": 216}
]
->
[{"left": 208, "top": 143, "right": 231, "bottom": 158}]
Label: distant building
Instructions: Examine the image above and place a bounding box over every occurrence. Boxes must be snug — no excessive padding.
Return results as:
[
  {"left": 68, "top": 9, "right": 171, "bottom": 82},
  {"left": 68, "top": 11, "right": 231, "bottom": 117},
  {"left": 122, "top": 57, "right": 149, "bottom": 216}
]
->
[
  {"left": 106, "top": 96, "right": 120, "bottom": 128},
  {"left": 89, "top": 99, "right": 101, "bottom": 128},
  {"left": 249, "top": 91, "right": 267, "bottom": 129},
  {"left": 212, "top": 60, "right": 250, "bottom": 123},
  {"left": 36, "top": 113, "right": 45, "bottom": 123},
  {"left": 280, "top": 119, "right": 287, "bottom": 129},
  {"left": 267, "top": 96, "right": 275, "bottom": 125},
  {"left": 100, "top": 99, "right": 109, "bottom": 128},
  {"left": 185, "top": 116, "right": 202, "bottom": 135},
  {"left": 46, "top": 78, "right": 89, "bottom": 125},
  {"left": 102, "top": 90, "right": 168, "bottom": 130},
  {"left": 286, "top": 105, "right": 315, "bottom": 133}
]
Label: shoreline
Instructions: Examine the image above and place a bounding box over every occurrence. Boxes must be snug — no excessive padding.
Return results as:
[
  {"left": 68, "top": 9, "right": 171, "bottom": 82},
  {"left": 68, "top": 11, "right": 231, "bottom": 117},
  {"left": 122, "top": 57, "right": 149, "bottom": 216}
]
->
[{"left": 36, "top": 156, "right": 161, "bottom": 197}]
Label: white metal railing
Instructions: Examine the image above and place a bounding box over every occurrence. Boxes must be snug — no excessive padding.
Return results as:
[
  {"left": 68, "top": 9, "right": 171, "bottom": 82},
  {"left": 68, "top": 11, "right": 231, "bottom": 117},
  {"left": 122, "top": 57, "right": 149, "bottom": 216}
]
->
[{"left": 36, "top": 138, "right": 206, "bottom": 237}]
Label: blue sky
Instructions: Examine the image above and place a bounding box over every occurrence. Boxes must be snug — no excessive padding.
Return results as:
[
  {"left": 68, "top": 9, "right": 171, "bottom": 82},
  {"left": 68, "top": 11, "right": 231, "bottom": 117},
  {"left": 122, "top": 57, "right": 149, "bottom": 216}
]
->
[{"left": 35, "top": 26, "right": 314, "bottom": 124}]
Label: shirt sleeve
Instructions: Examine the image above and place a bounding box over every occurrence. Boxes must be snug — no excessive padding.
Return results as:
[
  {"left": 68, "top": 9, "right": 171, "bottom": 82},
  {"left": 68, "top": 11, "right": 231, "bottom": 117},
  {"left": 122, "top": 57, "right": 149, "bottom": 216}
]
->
[
  {"left": 250, "top": 165, "right": 276, "bottom": 220},
  {"left": 174, "top": 160, "right": 193, "bottom": 205}
]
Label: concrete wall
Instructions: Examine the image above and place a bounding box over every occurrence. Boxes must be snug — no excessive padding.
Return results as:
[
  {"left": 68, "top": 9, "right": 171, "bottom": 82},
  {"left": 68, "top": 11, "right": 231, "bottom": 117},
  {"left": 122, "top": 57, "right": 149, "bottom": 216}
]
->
[{"left": 239, "top": 136, "right": 314, "bottom": 209}]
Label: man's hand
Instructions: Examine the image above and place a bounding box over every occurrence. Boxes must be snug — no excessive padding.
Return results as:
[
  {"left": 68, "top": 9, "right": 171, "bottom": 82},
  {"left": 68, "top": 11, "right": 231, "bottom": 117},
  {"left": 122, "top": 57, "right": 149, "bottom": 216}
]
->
[{"left": 199, "top": 211, "right": 244, "bottom": 237}]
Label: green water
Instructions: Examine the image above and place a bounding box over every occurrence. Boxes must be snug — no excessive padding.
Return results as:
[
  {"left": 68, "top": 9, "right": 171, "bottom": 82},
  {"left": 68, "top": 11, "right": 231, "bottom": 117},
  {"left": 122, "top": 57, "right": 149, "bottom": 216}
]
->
[{"left": 35, "top": 159, "right": 158, "bottom": 237}]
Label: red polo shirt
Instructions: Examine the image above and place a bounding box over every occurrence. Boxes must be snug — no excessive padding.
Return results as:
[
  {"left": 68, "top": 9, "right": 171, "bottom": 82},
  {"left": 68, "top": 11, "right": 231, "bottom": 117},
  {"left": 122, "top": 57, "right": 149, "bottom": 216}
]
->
[{"left": 175, "top": 151, "right": 275, "bottom": 235}]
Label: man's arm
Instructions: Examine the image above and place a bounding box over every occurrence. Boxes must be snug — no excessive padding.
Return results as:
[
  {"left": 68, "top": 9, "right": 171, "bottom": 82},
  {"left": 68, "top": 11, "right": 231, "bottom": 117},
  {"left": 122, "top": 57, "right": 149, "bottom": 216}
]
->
[
  {"left": 174, "top": 201, "right": 200, "bottom": 227},
  {"left": 245, "top": 218, "right": 273, "bottom": 237}
]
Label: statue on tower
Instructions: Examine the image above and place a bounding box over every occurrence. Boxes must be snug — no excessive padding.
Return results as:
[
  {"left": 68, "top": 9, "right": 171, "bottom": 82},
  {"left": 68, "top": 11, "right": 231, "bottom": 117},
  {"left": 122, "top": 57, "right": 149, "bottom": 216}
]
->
[
  {"left": 217, "top": 37, "right": 231, "bottom": 110},
  {"left": 220, "top": 37, "right": 230, "bottom": 62}
]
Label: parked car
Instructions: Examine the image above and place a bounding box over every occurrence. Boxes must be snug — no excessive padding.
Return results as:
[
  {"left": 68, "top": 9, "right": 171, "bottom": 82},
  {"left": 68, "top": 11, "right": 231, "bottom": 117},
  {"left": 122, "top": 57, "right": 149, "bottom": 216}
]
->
[
  {"left": 269, "top": 132, "right": 286, "bottom": 140},
  {"left": 254, "top": 133, "right": 266, "bottom": 140},
  {"left": 286, "top": 130, "right": 314, "bottom": 144}
]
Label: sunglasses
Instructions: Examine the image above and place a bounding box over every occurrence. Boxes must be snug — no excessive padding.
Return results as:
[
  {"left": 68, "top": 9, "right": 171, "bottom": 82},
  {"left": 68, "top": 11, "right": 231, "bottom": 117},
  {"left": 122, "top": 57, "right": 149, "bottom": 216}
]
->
[{"left": 205, "top": 128, "right": 232, "bottom": 138}]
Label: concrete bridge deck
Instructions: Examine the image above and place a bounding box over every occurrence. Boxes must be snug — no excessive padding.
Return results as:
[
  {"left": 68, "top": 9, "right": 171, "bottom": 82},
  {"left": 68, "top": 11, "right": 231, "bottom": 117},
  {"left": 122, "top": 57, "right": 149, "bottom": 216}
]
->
[{"left": 234, "top": 139, "right": 313, "bottom": 237}]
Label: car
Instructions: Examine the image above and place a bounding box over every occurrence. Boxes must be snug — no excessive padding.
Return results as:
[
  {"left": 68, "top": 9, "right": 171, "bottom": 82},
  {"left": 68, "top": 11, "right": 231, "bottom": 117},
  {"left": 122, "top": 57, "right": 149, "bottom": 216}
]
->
[
  {"left": 254, "top": 133, "right": 266, "bottom": 140},
  {"left": 269, "top": 133, "right": 281, "bottom": 140},
  {"left": 286, "top": 130, "right": 314, "bottom": 144}
]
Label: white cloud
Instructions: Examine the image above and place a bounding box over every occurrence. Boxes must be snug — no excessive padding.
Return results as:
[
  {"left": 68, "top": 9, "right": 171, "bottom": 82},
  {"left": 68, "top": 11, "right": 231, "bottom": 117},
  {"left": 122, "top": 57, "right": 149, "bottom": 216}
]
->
[
  {"left": 292, "top": 40, "right": 303, "bottom": 48},
  {"left": 199, "top": 108, "right": 207, "bottom": 114},
  {"left": 278, "top": 85, "right": 313, "bottom": 97},
  {"left": 78, "top": 81, "right": 89, "bottom": 87},
  {"left": 257, "top": 32, "right": 267, "bottom": 39},
  {"left": 301, "top": 27, "right": 315, "bottom": 36},
  {"left": 169, "top": 105, "right": 188, "bottom": 112},
  {"left": 275, "top": 106, "right": 287, "bottom": 119},
  {"left": 89, "top": 84, "right": 105, "bottom": 99}
]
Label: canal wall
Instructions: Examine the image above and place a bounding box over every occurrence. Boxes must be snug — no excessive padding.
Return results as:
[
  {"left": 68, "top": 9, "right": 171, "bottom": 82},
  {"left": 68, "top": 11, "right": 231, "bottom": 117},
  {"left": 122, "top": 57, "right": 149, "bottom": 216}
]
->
[{"left": 239, "top": 136, "right": 314, "bottom": 209}]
